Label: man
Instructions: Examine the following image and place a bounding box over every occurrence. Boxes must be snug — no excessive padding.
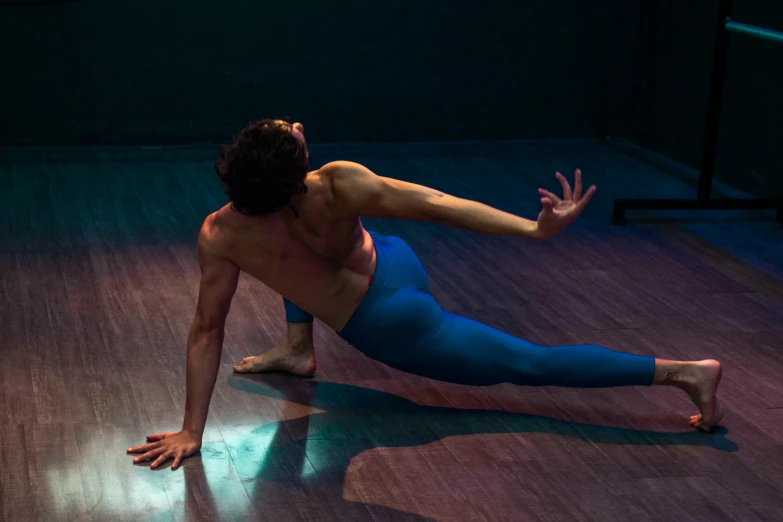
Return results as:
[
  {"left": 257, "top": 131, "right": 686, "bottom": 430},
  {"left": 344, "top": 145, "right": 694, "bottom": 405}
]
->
[{"left": 128, "top": 119, "right": 723, "bottom": 470}]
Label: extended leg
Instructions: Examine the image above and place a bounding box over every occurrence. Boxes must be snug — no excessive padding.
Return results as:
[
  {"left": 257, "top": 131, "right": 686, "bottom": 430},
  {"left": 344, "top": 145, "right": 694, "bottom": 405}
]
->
[
  {"left": 382, "top": 308, "right": 722, "bottom": 430},
  {"left": 390, "top": 311, "right": 656, "bottom": 388}
]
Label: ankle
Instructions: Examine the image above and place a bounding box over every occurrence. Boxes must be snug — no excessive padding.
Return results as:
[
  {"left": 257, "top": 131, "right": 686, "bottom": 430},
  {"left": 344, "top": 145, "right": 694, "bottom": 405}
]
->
[
  {"left": 652, "top": 359, "right": 694, "bottom": 389},
  {"left": 285, "top": 339, "right": 314, "bottom": 356},
  {"left": 285, "top": 323, "right": 314, "bottom": 351}
]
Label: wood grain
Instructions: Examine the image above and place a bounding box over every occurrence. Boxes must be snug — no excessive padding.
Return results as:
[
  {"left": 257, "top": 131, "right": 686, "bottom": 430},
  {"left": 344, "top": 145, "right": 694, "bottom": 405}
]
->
[{"left": 0, "top": 141, "right": 781, "bottom": 521}]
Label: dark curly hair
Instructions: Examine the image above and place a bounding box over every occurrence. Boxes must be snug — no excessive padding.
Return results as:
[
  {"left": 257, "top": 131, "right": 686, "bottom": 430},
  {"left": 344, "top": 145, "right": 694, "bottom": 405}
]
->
[{"left": 215, "top": 119, "right": 309, "bottom": 216}]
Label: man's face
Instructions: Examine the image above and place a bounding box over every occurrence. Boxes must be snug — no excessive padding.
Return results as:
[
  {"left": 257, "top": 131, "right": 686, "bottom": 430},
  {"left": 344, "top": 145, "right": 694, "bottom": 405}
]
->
[
  {"left": 275, "top": 120, "right": 306, "bottom": 145},
  {"left": 291, "top": 122, "right": 305, "bottom": 142}
]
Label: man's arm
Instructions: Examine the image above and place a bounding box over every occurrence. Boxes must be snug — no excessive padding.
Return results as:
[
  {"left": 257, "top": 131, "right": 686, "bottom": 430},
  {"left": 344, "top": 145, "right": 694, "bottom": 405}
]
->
[
  {"left": 324, "top": 161, "right": 543, "bottom": 239},
  {"left": 127, "top": 215, "right": 239, "bottom": 470},
  {"left": 182, "top": 218, "right": 240, "bottom": 436}
]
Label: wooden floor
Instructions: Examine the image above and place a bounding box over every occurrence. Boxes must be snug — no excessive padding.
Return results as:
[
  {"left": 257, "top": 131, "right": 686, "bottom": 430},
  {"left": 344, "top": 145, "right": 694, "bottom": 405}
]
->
[{"left": 1, "top": 140, "right": 782, "bottom": 521}]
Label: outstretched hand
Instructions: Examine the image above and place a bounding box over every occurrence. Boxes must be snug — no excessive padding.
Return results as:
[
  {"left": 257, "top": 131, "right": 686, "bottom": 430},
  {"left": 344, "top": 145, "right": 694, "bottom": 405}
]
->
[
  {"left": 127, "top": 430, "right": 201, "bottom": 470},
  {"left": 536, "top": 169, "right": 596, "bottom": 239}
]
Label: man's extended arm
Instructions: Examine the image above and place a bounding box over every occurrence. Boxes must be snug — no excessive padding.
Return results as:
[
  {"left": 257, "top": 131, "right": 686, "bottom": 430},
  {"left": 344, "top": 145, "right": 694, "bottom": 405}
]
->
[{"left": 325, "top": 161, "right": 543, "bottom": 238}]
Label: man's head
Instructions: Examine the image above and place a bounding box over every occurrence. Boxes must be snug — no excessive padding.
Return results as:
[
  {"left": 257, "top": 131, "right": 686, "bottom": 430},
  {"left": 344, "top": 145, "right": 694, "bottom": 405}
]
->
[{"left": 215, "top": 119, "right": 309, "bottom": 216}]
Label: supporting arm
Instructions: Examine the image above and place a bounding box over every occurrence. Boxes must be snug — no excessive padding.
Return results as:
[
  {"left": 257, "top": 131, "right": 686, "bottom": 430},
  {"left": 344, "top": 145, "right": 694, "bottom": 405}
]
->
[{"left": 182, "top": 219, "right": 240, "bottom": 436}]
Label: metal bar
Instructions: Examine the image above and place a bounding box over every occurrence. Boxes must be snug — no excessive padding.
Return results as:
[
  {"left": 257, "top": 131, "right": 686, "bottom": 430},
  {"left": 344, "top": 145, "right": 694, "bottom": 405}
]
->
[
  {"left": 725, "top": 20, "right": 783, "bottom": 45},
  {"left": 614, "top": 197, "right": 783, "bottom": 211},
  {"left": 611, "top": 197, "right": 783, "bottom": 225},
  {"left": 609, "top": 0, "right": 783, "bottom": 227},
  {"left": 697, "top": 0, "right": 734, "bottom": 202}
]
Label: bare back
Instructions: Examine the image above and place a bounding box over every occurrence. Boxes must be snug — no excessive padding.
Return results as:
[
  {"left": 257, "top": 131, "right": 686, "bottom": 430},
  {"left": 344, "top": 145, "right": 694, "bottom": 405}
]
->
[{"left": 207, "top": 166, "right": 377, "bottom": 331}]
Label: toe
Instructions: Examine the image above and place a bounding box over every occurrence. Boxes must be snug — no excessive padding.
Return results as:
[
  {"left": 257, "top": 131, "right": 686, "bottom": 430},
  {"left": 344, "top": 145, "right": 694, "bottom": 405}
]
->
[
  {"left": 233, "top": 362, "right": 252, "bottom": 373},
  {"left": 233, "top": 356, "right": 259, "bottom": 373}
]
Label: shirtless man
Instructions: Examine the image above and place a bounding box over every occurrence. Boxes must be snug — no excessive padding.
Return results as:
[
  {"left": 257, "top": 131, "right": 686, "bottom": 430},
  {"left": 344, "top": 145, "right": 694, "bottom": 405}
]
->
[{"left": 127, "top": 119, "right": 724, "bottom": 470}]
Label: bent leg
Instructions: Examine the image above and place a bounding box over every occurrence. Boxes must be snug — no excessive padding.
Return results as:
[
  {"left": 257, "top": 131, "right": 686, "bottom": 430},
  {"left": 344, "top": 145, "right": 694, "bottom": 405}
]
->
[
  {"left": 284, "top": 298, "right": 314, "bottom": 323},
  {"left": 233, "top": 298, "right": 315, "bottom": 376}
]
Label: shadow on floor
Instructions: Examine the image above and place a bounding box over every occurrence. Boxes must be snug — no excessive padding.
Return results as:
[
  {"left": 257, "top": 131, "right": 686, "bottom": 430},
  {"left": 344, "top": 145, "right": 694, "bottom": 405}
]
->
[{"left": 213, "top": 373, "right": 738, "bottom": 520}]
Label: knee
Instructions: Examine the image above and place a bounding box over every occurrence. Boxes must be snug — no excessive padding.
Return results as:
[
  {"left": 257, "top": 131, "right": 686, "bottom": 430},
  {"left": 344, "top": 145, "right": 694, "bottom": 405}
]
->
[{"left": 384, "top": 289, "right": 442, "bottom": 343}]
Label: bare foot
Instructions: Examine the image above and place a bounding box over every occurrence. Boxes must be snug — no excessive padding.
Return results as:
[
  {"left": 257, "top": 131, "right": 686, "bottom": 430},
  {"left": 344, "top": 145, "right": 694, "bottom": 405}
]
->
[
  {"left": 233, "top": 343, "right": 316, "bottom": 377},
  {"left": 681, "top": 360, "right": 725, "bottom": 432}
]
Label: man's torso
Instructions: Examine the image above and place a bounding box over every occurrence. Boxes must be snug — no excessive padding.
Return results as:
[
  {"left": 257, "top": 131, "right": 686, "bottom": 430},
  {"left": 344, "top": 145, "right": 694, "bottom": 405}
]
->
[{"left": 208, "top": 165, "right": 376, "bottom": 331}]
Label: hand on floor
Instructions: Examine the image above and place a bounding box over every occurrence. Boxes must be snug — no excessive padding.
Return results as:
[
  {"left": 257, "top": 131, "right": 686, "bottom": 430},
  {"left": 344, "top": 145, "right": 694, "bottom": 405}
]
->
[{"left": 127, "top": 430, "right": 201, "bottom": 470}]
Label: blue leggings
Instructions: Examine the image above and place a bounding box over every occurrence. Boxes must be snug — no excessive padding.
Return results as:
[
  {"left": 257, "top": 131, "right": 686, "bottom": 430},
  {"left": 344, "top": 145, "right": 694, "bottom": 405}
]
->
[{"left": 284, "top": 232, "right": 655, "bottom": 387}]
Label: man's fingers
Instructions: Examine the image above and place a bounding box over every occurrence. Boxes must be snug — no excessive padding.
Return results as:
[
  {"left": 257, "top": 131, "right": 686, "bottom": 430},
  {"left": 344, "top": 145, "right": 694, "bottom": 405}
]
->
[
  {"left": 133, "top": 447, "right": 166, "bottom": 463},
  {"left": 172, "top": 453, "right": 183, "bottom": 470},
  {"left": 555, "top": 172, "right": 573, "bottom": 201},
  {"left": 538, "top": 188, "right": 561, "bottom": 203},
  {"left": 134, "top": 447, "right": 164, "bottom": 463},
  {"left": 146, "top": 433, "right": 168, "bottom": 442},
  {"left": 151, "top": 451, "right": 173, "bottom": 469},
  {"left": 573, "top": 169, "right": 583, "bottom": 201},
  {"left": 576, "top": 185, "right": 597, "bottom": 210},
  {"left": 540, "top": 197, "right": 554, "bottom": 213},
  {"left": 127, "top": 441, "right": 161, "bottom": 454}
]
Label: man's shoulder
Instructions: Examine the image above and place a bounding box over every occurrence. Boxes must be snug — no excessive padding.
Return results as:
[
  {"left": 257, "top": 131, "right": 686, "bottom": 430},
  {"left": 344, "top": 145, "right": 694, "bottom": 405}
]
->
[
  {"left": 318, "top": 161, "right": 380, "bottom": 196},
  {"left": 315, "top": 161, "right": 387, "bottom": 220},
  {"left": 319, "top": 161, "right": 369, "bottom": 180},
  {"left": 313, "top": 161, "right": 371, "bottom": 206},
  {"left": 198, "top": 210, "right": 230, "bottom": 255}
]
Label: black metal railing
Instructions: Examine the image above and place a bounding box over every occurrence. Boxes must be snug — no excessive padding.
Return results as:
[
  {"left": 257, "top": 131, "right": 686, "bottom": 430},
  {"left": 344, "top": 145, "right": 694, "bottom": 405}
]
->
[{"left": 612, "top": 0, "right": 783, "bottom": 225}]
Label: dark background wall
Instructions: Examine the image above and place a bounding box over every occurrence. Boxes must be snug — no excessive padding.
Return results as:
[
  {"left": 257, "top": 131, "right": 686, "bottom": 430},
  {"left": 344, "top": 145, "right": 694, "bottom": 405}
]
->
[
  {"left": 628, "top": 0, "right": 783, "bottom": 198},
  {"left": 0, "top": 0, "right": 641, "bottom": 145},
  {"left": 1, "top": 0, "right": 780, "bottom": 197}
]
